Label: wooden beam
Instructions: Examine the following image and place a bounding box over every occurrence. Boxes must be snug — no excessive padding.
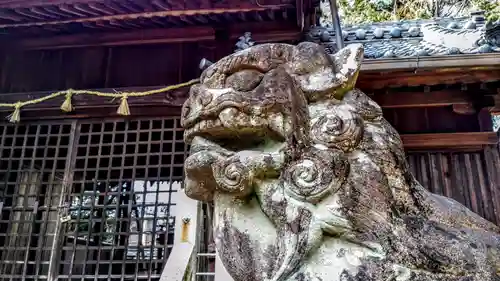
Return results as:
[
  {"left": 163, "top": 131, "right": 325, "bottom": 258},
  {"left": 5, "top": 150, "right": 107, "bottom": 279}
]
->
[
  {"left": 358, "top": 67, "right": 500, "bottom": 90},
  {"left": 0, "top": 0, "right": 91, "bottom": 8},
  {"left": 227, "top": 21, "right": 302, "bottom": 43},
  {"left": 248, "top": 29, "right": 302, "bottom": 43},
  {"left": 0, "top": 86, "right": 190, "bottom": 113},
  {"left": 369, "top": 89, "right": 495, "bottom": 110},
  {"left": 0, "top": 106, "right": 183, "bottom": 121},
  {"left": 0, "top": 0, "right": 295, "bottom": 9},
  {"left": 0, "top": 6, "right": 294, "bottom": 29},
  {"left": 2, "top": 22, "right": 301, "bottom": 50},
  {"left": 452, "top": 104, "right": 477, "bottom": 115},
  {"left": 491, "top": 94, "right": 500, "bottom": 113},
  {"left": 295, "top": 0, "right": 304, "bottom": 29},
  {"left": 401, "top": 132, "right": 498, "bottom": 151},
  {"left": 370, "top": 90, "right": 474, "bottom": 109},
  {"left": 2, "top": 27, "right": 216, "bottom": 50},
  {"left": 478, "top": 108, "right": 494, "bottom": 131}
]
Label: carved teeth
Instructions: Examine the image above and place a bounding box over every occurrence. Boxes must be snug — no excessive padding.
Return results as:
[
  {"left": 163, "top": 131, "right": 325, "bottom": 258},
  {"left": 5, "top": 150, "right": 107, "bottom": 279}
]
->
[
  {"left": 184, "top": 118, "right": 225, "bottom": 143},
  {"left": 210, "top": 119, "right": 221, "bottom": 128},
  {"left": 197, "top": 119, "right": 223, "bottom": 131},
  {"left": 215, "top": 118, "right": 222, "bottom": 125},
  {"left": 219, "top": 108, "right": 239, "bottom": 128},
  {"left": 199, "top": 120, "right": 206, "bottom": 130},
  {"left": 237, "top": 112, "right": 250, "bottom": 125},
  {"left": 269, "top": 112, "right": 291, "bottom": 137}
]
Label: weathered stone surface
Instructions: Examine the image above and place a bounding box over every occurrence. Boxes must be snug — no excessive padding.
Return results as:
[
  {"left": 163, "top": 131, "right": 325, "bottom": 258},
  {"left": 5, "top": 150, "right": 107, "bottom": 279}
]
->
[{"left": 181, "top": 42, "right": 500, "bottom": 281}]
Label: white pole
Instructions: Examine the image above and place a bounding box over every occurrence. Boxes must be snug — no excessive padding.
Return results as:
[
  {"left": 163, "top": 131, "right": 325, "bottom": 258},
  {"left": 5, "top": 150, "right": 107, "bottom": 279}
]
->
[
  {"left": 160, "top": 184, "right": 198, "bottom": 281},
  {"left": 215, "top": 250, "right": 234, "bottom": 281}
]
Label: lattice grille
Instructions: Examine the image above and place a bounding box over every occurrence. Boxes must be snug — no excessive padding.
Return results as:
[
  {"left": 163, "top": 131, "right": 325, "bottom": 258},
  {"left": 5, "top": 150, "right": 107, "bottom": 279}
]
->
[
  {"left": 0, "top": 117, "right": 189, "bottom": 281},
  {"left": 60, "top": 118, "right": 186, "bottom": 281},
  {"left": 195, "top": 202, "right": 215, "bottom": 281},
  {"left": 0, "top": 122, "right": 73, "bottom": 281}
]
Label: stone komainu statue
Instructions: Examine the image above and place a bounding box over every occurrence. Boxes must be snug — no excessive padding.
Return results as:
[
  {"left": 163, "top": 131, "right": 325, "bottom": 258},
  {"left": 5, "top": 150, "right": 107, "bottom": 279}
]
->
[{"left": 181, "top": 42, "right": 500, "bottom": 281}]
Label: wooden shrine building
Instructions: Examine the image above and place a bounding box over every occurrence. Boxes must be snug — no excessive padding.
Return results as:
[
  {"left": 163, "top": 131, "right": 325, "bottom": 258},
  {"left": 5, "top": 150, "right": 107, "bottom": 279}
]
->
[{"left": 0, "top": 1, "right": 499, "bottom": 280}]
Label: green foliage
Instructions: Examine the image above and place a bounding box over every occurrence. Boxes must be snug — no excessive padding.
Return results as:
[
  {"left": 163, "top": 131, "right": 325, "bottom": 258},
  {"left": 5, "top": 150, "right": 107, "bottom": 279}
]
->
[
  {"left": 337, "top": 0, "right": 393, "bottom": 24},
  {"left": 336, "top": 0, "right": 434, "bottom": 24},
  {"left": 325, "top": 0, "right": 500, "bottom": 25},
  {"left": 472, "top": 0, "right": 500, "bottom": 21}
]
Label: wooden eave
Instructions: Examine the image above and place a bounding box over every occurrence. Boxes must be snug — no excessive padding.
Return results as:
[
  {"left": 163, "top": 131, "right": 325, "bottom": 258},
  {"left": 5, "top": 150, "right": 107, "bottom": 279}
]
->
[
  {"left": 0, "top": 21, "right": 303, "bottom": 50},
  {"left": 401, "top": 132, "right": 498, "bottom": 152},
  {"left": 358, "top": 65, "right": 500, "bottom": 90},
  {"left": 359, "top": 66, "right": 500, "bottom": 113},
  {"left": 0, "top": 0, "right": 304, "bottom": 38}
]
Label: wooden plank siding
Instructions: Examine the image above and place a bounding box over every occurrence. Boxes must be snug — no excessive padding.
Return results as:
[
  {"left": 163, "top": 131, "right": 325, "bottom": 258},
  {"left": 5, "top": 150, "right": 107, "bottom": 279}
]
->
[
  {"left": 0, "top": 43, "right": 203, "bottom": 93},
  {"left": 0, "top": 36, "right": 300, "bottom": 94},
  {"left": 407, "top": 145, "right": 500, "bottom": 225}
]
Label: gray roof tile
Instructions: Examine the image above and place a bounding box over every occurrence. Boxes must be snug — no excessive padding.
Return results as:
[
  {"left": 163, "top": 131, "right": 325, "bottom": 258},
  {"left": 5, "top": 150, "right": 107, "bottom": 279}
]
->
[{"left": 305, "top": 11, "right": 500, "bottom": 59}]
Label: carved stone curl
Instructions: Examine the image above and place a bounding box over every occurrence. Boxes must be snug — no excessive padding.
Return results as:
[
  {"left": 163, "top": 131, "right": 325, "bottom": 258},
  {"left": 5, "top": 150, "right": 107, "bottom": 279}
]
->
[
  {"left": 284, "top": 147, "right": 348, "bottom": 203},
  {"left": 310, "top": 109, "right": 364, "bottom": 151},
  {"left": 182, "top": 42, "right": 500, "bottom": 281},
  {"left": 212, "top": 156, "right": 253, "bottom": 197}
]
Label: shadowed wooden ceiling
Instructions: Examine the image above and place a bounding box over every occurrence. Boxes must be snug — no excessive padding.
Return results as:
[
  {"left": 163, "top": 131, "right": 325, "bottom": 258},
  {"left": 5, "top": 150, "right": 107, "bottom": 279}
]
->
[{"left": 0, "top": 0, "right": 304, "bottom": 37}]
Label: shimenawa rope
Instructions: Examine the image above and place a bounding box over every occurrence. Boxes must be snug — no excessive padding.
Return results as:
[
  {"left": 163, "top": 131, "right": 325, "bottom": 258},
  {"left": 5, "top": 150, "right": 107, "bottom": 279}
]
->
[{"left": 0, "top": 79, "right": 199, "bottom": 123}]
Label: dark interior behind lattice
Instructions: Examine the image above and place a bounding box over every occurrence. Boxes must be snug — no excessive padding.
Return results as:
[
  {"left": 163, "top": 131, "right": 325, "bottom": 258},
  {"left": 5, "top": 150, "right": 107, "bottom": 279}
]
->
[{"left": 0, "top": 118, "right": 187, "bottom": 281}]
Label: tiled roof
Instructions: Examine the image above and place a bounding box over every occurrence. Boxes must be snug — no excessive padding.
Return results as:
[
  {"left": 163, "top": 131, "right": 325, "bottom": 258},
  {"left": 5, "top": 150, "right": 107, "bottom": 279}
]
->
[{"left": 305, "top": 11, "right": 500, "bottom": 59}]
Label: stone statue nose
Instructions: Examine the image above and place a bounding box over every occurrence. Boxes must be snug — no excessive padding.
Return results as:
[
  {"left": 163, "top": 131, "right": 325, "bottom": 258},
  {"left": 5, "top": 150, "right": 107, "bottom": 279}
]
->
[{"left": 181, "top": 85, "right": 209, "bottom": 125}]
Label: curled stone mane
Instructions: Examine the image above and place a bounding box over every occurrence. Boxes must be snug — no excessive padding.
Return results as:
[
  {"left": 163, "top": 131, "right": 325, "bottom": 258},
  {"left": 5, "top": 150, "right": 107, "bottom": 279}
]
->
[{"left": 181, "top": 42, "right": 500, "bottom": 281}]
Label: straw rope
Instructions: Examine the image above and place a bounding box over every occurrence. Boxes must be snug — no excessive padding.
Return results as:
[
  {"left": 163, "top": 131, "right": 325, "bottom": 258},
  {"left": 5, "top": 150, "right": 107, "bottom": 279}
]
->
[{"left": 0, "top": 79, "right": 199, "bottom": 123}]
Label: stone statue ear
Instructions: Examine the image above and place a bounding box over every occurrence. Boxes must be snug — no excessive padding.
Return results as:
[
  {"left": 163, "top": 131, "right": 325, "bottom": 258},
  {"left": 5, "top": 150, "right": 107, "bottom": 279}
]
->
[{"left": 330, "top": 43, "right": 364, "bottom": 100}]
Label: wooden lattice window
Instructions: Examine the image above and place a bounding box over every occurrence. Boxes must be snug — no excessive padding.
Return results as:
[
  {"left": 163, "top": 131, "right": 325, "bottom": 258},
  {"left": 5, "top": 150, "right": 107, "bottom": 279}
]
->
[{"left": 0, "top": 118, "right": 187, "bottom": 281}]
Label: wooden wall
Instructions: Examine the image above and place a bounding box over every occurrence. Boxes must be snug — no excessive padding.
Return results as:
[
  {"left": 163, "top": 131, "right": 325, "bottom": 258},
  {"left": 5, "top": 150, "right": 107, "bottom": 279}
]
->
[
  {"left": 408, "top": 146, "right": 500, "bottom": 225},
  {"left": 384, "top": 107, "right": 485, "bottom": 134},
  {"left": 0, "top": 42, "right": 220, "bottom": 93}
]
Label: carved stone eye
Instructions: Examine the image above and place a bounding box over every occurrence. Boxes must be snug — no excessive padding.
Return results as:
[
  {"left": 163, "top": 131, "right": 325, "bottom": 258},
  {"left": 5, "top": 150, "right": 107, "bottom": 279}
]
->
[
  {"left": 343, "top": 89, "right": 382, "bottom": 121},
  {"left": 226, "top": 69, "right": 264, "bottom": 92},
  {"left": 198, "top": 92, "right": 213, "bottom": 106}
]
